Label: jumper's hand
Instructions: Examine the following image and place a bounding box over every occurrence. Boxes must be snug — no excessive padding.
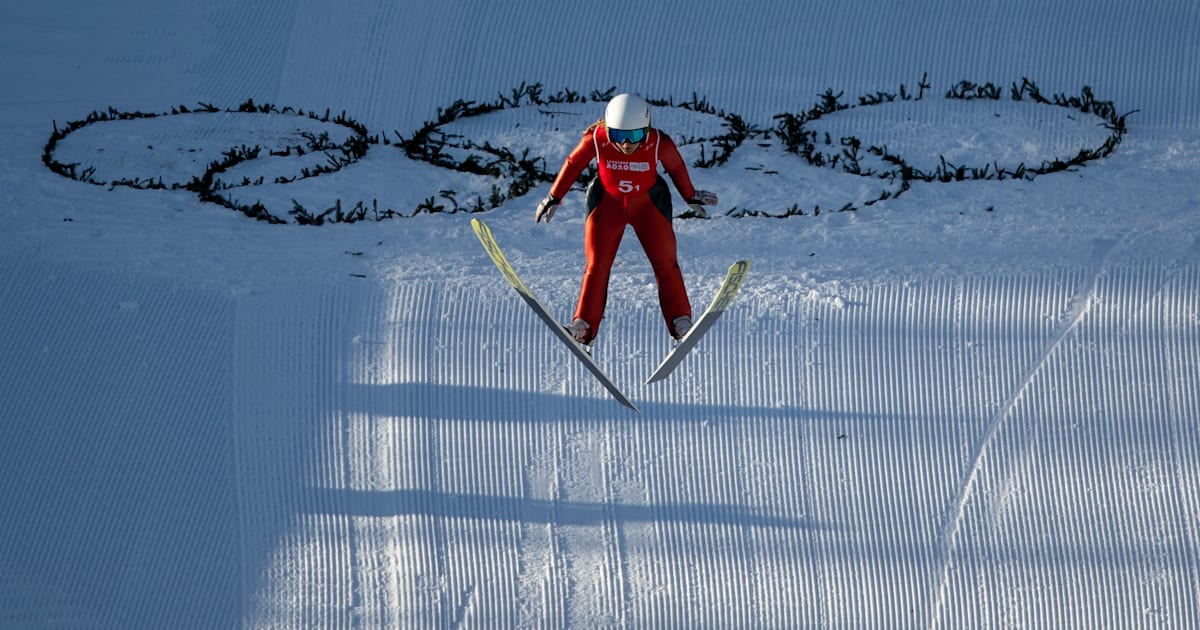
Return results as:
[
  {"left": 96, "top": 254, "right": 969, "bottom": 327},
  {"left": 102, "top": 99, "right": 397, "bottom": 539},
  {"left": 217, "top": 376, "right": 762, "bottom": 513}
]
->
[
  {"left": 687, "top": 189, "right": 718, "bottom": 218},
  {"left": 690, "top": 190, "right": 718, "bottom": 206},
  {"left": 535, "top": 196, "right": 560, "bottom": 223}
]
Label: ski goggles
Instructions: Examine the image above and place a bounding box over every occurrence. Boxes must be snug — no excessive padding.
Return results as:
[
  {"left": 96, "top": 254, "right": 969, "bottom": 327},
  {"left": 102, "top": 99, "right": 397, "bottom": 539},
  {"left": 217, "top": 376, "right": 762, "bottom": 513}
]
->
[{"left": 608, "top": 127, "right": 648, "bottom": 145}]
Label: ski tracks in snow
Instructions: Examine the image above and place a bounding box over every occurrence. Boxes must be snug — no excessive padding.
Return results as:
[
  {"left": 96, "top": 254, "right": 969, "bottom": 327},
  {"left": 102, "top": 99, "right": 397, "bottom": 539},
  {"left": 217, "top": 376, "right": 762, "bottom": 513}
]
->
[
  {"left": 929, "top": 234, "right": 1200, "bottom": 628},
  {"left": 929, "top": 239, "right": 1114, "bottom": 627}
]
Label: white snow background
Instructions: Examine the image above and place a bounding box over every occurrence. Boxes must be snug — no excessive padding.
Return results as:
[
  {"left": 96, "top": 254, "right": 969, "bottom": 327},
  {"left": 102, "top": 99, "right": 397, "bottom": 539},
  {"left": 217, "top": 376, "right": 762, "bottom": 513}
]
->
[{"left": 2, "top": 0, "right": 1199, "bottom": 627}]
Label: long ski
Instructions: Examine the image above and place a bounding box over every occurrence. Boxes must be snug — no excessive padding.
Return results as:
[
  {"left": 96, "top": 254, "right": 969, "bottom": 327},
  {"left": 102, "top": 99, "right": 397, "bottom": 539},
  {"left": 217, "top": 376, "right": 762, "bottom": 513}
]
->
[
  {"left": 646, "top": 260, "right": 750, "bottom": 384},
  {"left": 471, "top": 219, "right": 639, "bottom": 412}
]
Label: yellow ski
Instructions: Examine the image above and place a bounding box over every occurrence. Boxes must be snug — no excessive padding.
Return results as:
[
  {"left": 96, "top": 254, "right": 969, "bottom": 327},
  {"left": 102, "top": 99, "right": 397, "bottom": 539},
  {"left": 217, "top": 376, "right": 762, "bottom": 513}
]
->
[
  {"left": 646, "top": 260, "right": 750, "bottom": 384},
  {"left": 471, "top": 219, "right": 639, "bottom": 411}
]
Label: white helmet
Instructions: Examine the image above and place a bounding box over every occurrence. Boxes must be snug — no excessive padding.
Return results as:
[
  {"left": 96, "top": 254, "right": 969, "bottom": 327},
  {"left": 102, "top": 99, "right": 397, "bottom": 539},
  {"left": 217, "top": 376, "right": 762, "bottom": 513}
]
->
[{"left": 604, "top": 93, "right": 651, "bottom": 130}]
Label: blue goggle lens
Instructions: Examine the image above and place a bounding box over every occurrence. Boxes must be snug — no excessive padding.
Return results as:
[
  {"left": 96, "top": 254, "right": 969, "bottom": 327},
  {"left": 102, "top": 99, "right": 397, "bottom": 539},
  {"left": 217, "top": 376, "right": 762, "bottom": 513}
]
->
[{"left": 608, "top": 127, "right": 648, "bottom": 144}]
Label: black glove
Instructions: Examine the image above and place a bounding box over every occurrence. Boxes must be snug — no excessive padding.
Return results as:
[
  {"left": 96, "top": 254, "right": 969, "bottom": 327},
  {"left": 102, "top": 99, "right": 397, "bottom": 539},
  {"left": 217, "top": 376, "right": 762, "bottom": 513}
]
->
[
  {"left": 687, "top": 189, "right": 718, "bottom": 218},
  {"left": 535, "top": 195, "right": 560, "bottom": 223}
]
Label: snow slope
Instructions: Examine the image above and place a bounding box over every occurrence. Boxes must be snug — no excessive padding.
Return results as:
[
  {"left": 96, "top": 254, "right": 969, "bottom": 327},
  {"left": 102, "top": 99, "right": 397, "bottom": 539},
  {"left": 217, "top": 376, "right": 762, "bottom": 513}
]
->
[{"left": 1, "top": 1, "right": 1198, "bottom": 627}]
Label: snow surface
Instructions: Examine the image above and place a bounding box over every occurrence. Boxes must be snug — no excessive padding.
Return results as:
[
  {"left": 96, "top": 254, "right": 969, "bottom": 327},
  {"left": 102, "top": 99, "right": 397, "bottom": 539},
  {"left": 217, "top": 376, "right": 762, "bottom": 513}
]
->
[{"left": 1, "top": 1, "right": 1199, "bottom": 627}]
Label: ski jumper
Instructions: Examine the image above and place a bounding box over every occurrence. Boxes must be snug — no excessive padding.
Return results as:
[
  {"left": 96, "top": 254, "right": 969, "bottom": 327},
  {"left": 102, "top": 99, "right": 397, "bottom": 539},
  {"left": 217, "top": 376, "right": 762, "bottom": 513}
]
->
[{"left": 548, "top": 125, "right": 699, "bottom": 341}]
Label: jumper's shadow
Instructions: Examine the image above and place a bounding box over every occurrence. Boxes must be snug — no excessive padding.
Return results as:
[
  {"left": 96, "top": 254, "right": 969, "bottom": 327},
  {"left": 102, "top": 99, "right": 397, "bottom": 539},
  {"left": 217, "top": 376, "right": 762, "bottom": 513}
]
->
[
  {"left": 310, "top": 381, "right": 890, "bottom": 530},
  {"left": 303, "top": 488, "right": 832, "bottom": 530},
  {"left": 341, "top": 382, "right": 899, "bottom": 425}
]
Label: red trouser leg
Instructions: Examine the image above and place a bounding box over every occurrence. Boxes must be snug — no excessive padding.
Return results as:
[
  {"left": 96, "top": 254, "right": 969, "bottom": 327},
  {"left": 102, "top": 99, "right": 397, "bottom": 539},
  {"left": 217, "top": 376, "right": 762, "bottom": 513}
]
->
[
  {"left": 627, "top": 196, "right": 691, "bottom": 331},
  {"left": 573, "top": 198, "right": 627, "bottom": 339},
  {"left": 574, "top": 195, "right": 691, "bottom": 340}
]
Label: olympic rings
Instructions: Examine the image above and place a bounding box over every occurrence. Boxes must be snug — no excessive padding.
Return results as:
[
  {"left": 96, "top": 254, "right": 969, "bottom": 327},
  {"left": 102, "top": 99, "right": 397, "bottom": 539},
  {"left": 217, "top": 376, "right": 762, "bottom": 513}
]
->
[{"left": 42, "top": 78, "right": 1130, "bottom": 225}]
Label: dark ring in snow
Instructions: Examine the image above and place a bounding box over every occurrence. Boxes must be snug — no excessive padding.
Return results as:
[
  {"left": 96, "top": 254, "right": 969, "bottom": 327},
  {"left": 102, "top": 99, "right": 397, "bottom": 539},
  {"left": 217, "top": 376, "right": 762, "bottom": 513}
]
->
[
  {"left": 399, "top": 84, "right": 756, "bottom": 205},
  {"left": 773, "top": 76, "right": 1131, "bottom": 184},
  {"left": 43, "top": 101, "right": 372, "bottom": 224},
  {"left": 40, "top": 80, "right": 1133, "bottom": 226}
]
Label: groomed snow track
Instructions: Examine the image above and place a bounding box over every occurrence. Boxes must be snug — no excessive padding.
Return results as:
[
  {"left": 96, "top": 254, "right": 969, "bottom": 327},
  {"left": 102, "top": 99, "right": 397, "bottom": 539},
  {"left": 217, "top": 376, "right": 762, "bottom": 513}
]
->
[{"left": 2, "top": 256, "right": 1196, "bottom": 627}]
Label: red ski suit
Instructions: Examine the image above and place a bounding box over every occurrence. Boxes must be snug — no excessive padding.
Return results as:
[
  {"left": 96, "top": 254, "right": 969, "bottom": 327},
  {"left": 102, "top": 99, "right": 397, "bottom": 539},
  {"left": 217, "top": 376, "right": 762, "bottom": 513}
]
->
[{"left": 548, "top": 125, "right": 698, "bottom": 341}]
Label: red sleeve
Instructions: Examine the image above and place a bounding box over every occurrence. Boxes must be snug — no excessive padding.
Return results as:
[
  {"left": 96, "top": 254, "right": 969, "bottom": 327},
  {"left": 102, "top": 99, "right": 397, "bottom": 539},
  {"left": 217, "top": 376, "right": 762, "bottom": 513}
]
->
[
  {"left": 656, "top": 132, "right": 697, "bottom": 201},
  {"left": 548, "top": 132, "right": 598, "bottom": 200}
]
